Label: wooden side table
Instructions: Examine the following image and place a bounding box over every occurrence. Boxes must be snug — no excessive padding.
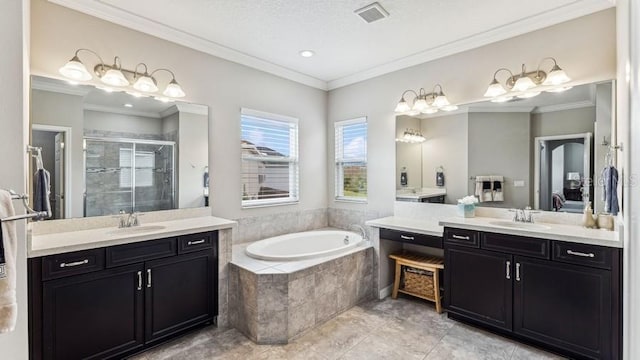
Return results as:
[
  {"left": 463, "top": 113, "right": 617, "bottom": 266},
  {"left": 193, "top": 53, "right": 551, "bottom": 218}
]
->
[{"left": 389, "top": 252, "right": 445, "bottom": 313}]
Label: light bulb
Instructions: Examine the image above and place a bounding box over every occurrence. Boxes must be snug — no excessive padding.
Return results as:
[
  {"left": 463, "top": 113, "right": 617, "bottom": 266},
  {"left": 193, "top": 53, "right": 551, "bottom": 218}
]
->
[
  {"left": 394, "top": 98, "right": 410, "bottom": 113},
  {"left": 512, "top": 76, "right": 537, "bottom": 92},
  {"left": 163, "top": 79, "right": 186, "bottom": 98},
  {"left": 433, "top": 94, "right": 450, "bottom": 107},
  {"left": 543, "top": 65, "right": 571, "bottom": 85},
  {"left": 59, "top": 56, "right": 92, "bottom": 81},
  {"left": 133, "top": 75, "right": 158, "bottom": 93},
  {"left": 412, "top": 97, "right": 429, "bottom": 113},
  {"left": 101, "top": 68, "right": 130, "bottom": 87},
  {"left": 484, "top": 79, "right": 507, "bottom": 97}
]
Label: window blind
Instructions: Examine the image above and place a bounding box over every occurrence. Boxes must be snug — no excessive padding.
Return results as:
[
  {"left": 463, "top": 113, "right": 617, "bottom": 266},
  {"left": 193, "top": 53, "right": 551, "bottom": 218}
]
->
[
  {"left": 335, "top": 117, "right": 367, "bottom": 201},
  {"left": 241, "top": 109, "right": 299, "bottom": 207}
]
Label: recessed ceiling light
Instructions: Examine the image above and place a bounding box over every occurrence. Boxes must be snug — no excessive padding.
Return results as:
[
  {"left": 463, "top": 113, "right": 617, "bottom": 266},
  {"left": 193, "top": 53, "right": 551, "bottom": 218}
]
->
[
  {"left": 124, "top": 103, "right": 133, "bottom": 108},
  {"left": 299, "top": 50, "right": 315, "bottom": 58}
]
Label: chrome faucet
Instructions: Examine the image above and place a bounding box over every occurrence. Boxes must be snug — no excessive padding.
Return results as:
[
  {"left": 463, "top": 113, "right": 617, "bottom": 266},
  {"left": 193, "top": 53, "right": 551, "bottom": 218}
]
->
[
  {"left": 350, "top": 224, "right": 367, "bottom": 240},
  {"left": 117, "top": 210, "right": 141, "bottom": 228},
  {"left": 511, "top": 207, "right": 538, "bottom": 223}
]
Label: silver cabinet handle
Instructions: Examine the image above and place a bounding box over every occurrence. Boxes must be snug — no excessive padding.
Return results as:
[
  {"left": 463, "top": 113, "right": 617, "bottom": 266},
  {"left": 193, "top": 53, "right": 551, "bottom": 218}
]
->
[
  {"left": 567, "top": 250, "right": 595, "bottom": 258},
  {"left": 516, "top": 263, "right": 521, "bottom": 282},
  {"left": 400, "top": 235, "right": 415, "bottom": 240},
  {"left": 188, "top": 239, "right": 206, "bottom": 245},
  {"left": 59, "top": 259, "right": 89, "bottom": 268},
  {"left": 452, "top": 235, "right": 470, "bottom": 240},
  {"left": 506, "top": 261, "right": 511, "bottom": 280},
  {"left": 137, "top": 271, "right": 142, "bottom": 291},
  {"left": 147, "top": 269, "right": 152, "bottom": 288}
]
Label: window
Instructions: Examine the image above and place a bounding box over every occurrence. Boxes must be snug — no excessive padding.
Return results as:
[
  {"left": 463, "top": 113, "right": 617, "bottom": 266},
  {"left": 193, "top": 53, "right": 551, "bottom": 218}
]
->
[
  {"left": 335, "top": 117, "right": 367, "bottom": 201},
  {"left": 119, "top": 148, "right": 154, "bottom": 188},
  {"left": 241, "top": 108, "right": 299, "bottom": 207}
]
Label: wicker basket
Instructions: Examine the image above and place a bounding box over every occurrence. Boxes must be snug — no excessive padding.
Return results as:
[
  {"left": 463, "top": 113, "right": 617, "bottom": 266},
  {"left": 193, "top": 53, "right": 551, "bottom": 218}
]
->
[{"left": 401, "top": 266, "right": 435, "bottom": 299}]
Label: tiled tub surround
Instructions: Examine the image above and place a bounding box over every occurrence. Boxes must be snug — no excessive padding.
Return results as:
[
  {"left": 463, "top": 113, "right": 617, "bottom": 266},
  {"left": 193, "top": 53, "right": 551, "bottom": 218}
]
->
[
  {"left": 28, "top": 208, "right": 236, "bottom": 327},
  {"left": 234, "top": 208, "right": 328, "bottom": 244},
  {"left": 229, "top": 242, "right": 375, "bottom": 344}
]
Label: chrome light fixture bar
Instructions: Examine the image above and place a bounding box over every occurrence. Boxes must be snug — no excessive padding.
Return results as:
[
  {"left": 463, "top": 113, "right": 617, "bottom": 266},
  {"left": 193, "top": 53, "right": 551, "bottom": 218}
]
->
[
  {"left": 58, "top": 48, "right": 186, "bottom": 98},
  {"left": 396, "top": 128, "right": 426, "bottom": 143},
  {"left": 484, "top": 57, "right": 571, "bottom": 101},
  {"left": 394, "top": 84, "right": 458, "bottom": 115}
]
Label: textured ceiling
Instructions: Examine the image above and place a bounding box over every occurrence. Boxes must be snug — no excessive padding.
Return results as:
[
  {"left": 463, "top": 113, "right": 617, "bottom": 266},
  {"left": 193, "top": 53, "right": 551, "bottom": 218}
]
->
[{"left": 51, "top": 0, "right": 614, "bottom": 89}]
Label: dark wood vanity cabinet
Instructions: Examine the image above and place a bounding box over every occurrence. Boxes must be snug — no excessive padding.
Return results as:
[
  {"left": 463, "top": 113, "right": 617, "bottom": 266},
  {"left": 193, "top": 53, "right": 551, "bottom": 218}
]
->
[
  {"left": 444, "top": 227, "right": 621, "bottom": 360},
  {"left": 29, "top": 231, "right": 218, "bottom": 360}
]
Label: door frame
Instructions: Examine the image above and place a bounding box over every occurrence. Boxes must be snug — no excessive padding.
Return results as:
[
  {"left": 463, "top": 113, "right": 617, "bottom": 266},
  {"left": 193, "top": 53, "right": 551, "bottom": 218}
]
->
[
  {"left": 534, "top": 132, "right": 592, "bottom": 210},
  {"left": 31, "top": 124, "right": 73, "bottom": 218}
]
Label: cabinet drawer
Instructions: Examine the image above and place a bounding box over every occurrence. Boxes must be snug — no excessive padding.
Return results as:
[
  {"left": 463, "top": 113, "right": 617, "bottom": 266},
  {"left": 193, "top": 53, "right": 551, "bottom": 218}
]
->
[
  {"left": 380, "top": 228, "right": 442, "bottom": 248},
  {"left": 42, "top": 248, "right": 105, "bottom": 281},
  {"left": 482, "top": 232, "right": 549, "bottom": 259},
  {"left": 444, "top": 228, "right": 479, "bottom": 248},
  {"left": 178, "top": 232, "right": 216, "bottom": 254},
  {"left": 553, "top": 241, "right": 614, "bottom": 270},
  {"left": 106, "top": 238, "right": 177, "bottom": 268}
]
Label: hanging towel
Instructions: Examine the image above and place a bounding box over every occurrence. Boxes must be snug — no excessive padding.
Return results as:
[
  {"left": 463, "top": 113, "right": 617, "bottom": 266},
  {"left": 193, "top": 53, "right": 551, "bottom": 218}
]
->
[
  {"left": 475, "top": 176, "right": 493, "bottom": 202},
  {"left": 0, "top": 190, "right": 17, "bottom": 333},
  {"left": 33, "top": 168, "right": 51, "bottom": 219},
  {"left": 491, "top": 176, "right": 504, "bottom": 202},
  {"left": 602, "top": 165, "right": 619, "bottom": 215}
]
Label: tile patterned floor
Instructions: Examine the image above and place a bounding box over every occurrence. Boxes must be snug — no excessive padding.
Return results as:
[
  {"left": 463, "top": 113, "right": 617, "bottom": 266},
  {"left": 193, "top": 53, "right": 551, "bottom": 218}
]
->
[{"left": 130, "top": 296, "right": 566, "bottom": 360}]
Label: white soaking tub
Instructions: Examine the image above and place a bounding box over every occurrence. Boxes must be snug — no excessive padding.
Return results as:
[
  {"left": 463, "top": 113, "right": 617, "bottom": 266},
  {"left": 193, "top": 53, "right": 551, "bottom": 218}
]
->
[{"left": 245, "top": 230, "right": 365, "bottom": 261}]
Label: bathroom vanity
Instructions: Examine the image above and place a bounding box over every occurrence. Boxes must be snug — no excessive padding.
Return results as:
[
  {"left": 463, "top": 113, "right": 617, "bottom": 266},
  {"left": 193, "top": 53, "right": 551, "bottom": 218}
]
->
[{"left": 26, "top": 216, "right": 234, "bottom": 360}]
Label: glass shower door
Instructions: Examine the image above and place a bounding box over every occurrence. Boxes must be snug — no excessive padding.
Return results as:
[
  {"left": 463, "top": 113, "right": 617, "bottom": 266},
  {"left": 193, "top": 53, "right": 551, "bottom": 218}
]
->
[
  {"left": 133, "top": 143, "right": 175, "bottom": 213},
  {"left": 84, "top": 139, "right": 134, "bottom": 217}
]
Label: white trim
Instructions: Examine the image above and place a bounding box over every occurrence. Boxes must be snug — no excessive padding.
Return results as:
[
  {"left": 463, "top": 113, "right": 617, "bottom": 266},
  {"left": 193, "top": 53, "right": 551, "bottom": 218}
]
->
[
  {"left": 83, "top": 103, "right": 161, "bottom": 119},
  {"left": 48, "top": 0, "right": 613, "bottom": 91},
  {"left": 31, "top": 76, "right": 92, "bottom": 97},
  {"left": 468, "top": 106, "right": 536, "bottom": 113},
  {"left": 532, "top": 100, "right": 595, "bottom": 114},
  {"left": 175, "top": 103, "right": 208, "bottom": 116},
  {"left": 334, "top": 117, "right": 367, "bottom": 128},
  {"left": 379, "top": 284, "right": 393, "bottom": 300},
  {"left": 241, "top": 108, "right": 299, "bottom": 124},
  {"left": 327, "top": 0, "right": 614, "bottom": 89},
  {"left": 533, "top": 132, "right": 592, "bottom": 210},
  {"left": 48, "top": 0, "right": 327, "bottom": 90},
  {"left": 31, "top": 124, "right": 73, "bottom": 218}
]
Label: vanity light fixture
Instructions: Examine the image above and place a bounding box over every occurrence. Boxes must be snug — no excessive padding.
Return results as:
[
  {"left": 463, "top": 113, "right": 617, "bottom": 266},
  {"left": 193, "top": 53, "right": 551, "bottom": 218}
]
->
[
  {"left": 394, "top": 84, "right": 458, "bottom": 115},
  {"left": 396, "top": 128, "right": 426, "bottom": 143},
  {"left": 484, "top": 57, "right": 571, "bottom": 101},
  {"left": 58, "top": 48, "right": 186, "bottom": 99}
]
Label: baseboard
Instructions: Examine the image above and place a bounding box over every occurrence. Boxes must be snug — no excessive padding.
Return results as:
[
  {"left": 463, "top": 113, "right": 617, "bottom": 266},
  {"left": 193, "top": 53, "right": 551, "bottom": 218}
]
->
[{"left": 379, "top": 285, "right": 393, "bottom": 299}]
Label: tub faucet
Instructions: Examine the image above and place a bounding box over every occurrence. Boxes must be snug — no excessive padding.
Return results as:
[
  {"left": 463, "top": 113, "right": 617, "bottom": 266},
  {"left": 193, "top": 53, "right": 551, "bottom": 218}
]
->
[{"left": 350, "top": 224, "right": 367, "bottom": 240}]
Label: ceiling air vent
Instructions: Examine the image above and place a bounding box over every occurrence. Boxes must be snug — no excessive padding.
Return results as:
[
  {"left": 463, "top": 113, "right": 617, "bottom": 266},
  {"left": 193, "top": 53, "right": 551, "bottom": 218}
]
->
[{"left": 354, "top": 2, "right": 389, "bottom": 23}]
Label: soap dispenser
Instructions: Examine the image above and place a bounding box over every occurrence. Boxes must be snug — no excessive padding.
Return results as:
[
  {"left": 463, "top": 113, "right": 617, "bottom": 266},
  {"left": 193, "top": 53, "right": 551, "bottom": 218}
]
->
[
  {"left": 582, "top": 202, "right": 597, "bottom": 229},
  {"left": 400, "top": 167, "right": 408, "bottom": 187}
]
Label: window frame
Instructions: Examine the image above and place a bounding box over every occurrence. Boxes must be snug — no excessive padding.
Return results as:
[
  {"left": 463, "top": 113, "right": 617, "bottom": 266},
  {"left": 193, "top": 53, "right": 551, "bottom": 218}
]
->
[
  {"left": 334, "top": 117, "right": 368, "bottom": 203},
  {"left": 240, "top": 108, "right": 299, "bottom": 208}
]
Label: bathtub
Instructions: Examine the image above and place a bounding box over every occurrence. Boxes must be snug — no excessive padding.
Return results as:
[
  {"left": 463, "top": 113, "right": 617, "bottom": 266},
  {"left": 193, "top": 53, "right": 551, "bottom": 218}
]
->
[{"left": 245, "top": 229, "right": 365, "bottom": 261}]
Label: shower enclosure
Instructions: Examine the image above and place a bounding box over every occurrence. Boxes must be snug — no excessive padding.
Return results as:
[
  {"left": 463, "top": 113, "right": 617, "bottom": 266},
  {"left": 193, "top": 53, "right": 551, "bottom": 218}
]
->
[{"left": 84, "top": 137, "right": 176, "bottom": 217}]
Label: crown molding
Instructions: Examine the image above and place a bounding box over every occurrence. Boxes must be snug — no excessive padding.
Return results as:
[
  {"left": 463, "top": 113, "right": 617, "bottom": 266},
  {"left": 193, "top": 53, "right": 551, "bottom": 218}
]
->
[
  {"left": 84, "top": 103, "right": 161, "bottom": 119},
  {"left": 532, "top": 100, "right": 595, "bottom": 114},
  {"left": 326, "top": 0, "right": 614, "bottom": 90},
  {"left": 50, "top": 0, "right": 613, "bottom": 91},
  {"left": 31, "top": 76, "right": 92, "bottom": 97},
  {"left": 49, "top": 0, "right": 328, "bottom": 91},
  {"left": 468, "top": 106, "right": 537, "bottom": 113}
]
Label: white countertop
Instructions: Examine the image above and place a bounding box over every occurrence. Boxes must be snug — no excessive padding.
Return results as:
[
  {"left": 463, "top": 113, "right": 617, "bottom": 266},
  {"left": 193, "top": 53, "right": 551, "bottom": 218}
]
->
[
  {"left": 29, "top": 216, "right": 237, "bottom": 258},
  {"left": 366, "top": 216, "right": 443, "bottom": 237},
  {"left": 439, "top": 217, "right": 621, "bottom": 248},
  {"left": 396, "top": 188, "right": 446, "bottom": 200}
]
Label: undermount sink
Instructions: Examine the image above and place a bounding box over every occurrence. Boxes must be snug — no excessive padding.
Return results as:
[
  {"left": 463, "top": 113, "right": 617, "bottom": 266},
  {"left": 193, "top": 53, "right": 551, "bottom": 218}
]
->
[
  {"left": 106, "top": 225, "right": 167, "bottom": 235},
  {"left": 488, "top": 220, "right": 551, "bottom": 231}
]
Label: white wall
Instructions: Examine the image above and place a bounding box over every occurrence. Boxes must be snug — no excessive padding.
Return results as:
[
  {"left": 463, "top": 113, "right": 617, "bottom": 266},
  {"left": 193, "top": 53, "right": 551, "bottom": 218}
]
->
[
  {"left": 328, "top": 9, "right": 616, "bottom": 216},
  {"left": 468, "top": 112, "right": 531, "bottom": 209},
  {"left": 30, "top": 0, "right": 328, "bottom": 220},
  {"left": 178, "top": 111, "right": 208, "bottom": 208},
  {"left": 0, "top": 0, "right": 29, "bottom": 358},
  {"left": 420, "top": 113, "right": 468, "bottom": 203},
  {"left": 530, "top": 107, "right": 595, "bottom": 138}
]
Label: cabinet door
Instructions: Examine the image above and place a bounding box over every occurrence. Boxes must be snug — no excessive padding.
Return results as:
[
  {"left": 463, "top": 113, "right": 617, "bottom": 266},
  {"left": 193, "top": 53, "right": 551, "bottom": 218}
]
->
[
  {"left": 42, "top": 264, "right": 144, "bottom": 360},
  {"left": 445, "top": 246, "right": 513, "bottom": 331},
  {"left": 145, "top": 250, "right": 213, "bottom": 344},
  {"left": 514, "top": 256, "right": 613, "bottom": 359}
]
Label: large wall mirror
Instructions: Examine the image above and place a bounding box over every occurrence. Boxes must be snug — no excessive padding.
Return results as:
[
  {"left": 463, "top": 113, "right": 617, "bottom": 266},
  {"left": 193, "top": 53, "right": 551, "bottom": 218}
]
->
[
  {"left": 30, "top": 76, "right": 209, "bottom": 220},
  {"left": 395, "top": 80, "right": 615, "bottom": 213}
]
